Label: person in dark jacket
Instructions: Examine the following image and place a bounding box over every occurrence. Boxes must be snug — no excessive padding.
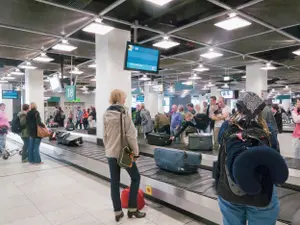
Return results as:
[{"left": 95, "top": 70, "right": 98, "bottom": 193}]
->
[
  {"left": 216, "top": 92, "right": 281, "bottom": 225},
  {"left": 170, "top": 112, "right": 209, "bottom": 140},
  {"left": 18, "top": 104, "right": 30, "bottom": 162},
  {"left": 272, "top": 104, "right": 283, "bottom": 134},
  {"left": 27, "top": 102, "right": 45, "bottom": 164}
]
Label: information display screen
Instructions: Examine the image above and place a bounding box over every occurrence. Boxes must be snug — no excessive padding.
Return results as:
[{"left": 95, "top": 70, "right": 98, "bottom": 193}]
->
[
  {"left": 49, "top": 76, "right": 62, "bottom": 92},
  {"left": 124, "top": 42, "right": 160, "bottom": 74},
  {"left": 221, "top": 90, "right": 234, "bottom": 99},
  {"left": 2, "top": 90, "right": 18, "bottom": 99}
]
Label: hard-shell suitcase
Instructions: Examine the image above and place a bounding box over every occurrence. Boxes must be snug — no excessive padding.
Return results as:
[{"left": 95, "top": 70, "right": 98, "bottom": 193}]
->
[
  {"left": 188, "top": 133, "right": 212, "bottom": 151},
  {"left": 154, "top": 148, "right": 201, "bottom": 174},
  {"left": 66, "top": 123, "right": 75, "bottom": 131},
  {"left": 87, "top": 127, "right": 96, "bottom": 135},
  {"left": 147, "top": 133, "right": 171, "bottom": 146},
  {"left": 56, "top": 132, "right": 83, "bottom": 146},
  {"left": 121, "top": 188, "right": 145, "bottom": 210}
]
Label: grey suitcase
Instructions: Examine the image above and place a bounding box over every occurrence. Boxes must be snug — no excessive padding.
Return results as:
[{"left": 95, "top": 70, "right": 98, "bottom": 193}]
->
[{"left": 188, "top": 133, "right": 212, "bottom": 151}]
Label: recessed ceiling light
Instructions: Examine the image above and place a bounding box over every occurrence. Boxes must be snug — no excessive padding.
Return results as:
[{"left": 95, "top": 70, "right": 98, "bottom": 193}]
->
[
  {"left": 88, "top": 63, "right": 96, "bottom": 68},
  {"left": 193, "top": 64, "right": 209, "bottom": 72},
  {"left": 292, "top": 49, "right": 300, "bottom": 56},
  {"left": 183, "top": 81, "right": 193, "bottom": 85},
  {"left": 0, "top": 80, "right": 8, "bottom": 83},
  {"left": 260, "top": 62, "right": 277, "bottom": 70},
  {"left": 222, "top": 83, "right": 229, "bottom": 89},
  {"left": 52, "top": 39, "right": 77, "bottom": 52},
  {"left": 70, "top": 67, "right": 83, "bottom": 75},
  {"left": 145, "top": 0, "right": 174, "bottom": 6},
  {"left": 82, "top": 90, "right": 90, "bottom": 94},
  {"left": 224, "top": 76, "right": 230, "bottom": 81},
  {"left": 200, "top": 48, "right": 223, "bottom": 59},
  {"left": 80, "top": 85, "right": 88, "bottom": 91},
  {"left": 33, "top": 53, "right": 54, "bottom": 62},
  {"left": 139, "top": 74, "right": 150, "bottom": 81},
  {"left": 207, "top": 82, "right": 215, "bottom": 87},
  {"left": 83, "top": 19, "right": 114, "bottom": 35},
  {"left": 10, "top": 68, "right": 24, "bottom": 76},
  {"left": 242, "top": 75, "right": 246, "bottom": 79},
  {"left": 19, "top": 61, "right": 37, "bottom": 70},
  {"left": 214, "top": 14, "right": 252, "bottom": 31},
  {"left": 90, "top": 77, "right": 96, "bottom": 81},
  {"left": 153, "top": 36, "right": 180, "bottom": 49},
  {"left": 3, "top": 76, "right": 15, "bottom": 80},
  {"left": 189, "top": 73, "right": 201, "bottom": 80}
]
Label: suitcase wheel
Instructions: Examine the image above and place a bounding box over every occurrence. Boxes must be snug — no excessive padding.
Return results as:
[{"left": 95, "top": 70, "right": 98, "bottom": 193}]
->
[{"left": 3, "top": 152, "right": 9, "bottom": 160}]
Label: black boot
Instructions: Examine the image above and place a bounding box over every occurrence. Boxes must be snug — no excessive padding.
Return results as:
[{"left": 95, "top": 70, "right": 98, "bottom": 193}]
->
[
  {"left": 128, "top": 210, "right": 146, "bottom": 218},
  {"left": 115, "top": 211, "right": 124, "bottom": 222}
]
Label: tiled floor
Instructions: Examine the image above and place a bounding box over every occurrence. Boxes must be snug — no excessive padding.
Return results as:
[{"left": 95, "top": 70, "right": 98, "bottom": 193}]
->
[{"left": 0, "top": 141, "right": 206, "bottom": 225}]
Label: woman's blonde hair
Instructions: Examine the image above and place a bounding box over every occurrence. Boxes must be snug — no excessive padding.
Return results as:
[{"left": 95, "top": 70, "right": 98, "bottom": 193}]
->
[
  {"left": 185, "top": 111, "right": 193, "bottom": 119},
  {"left": 30, "top": 102, "right": 37, "bottom": 110},
  {"left": 109, "top": 89, "right": 126, "bottom": 104}
]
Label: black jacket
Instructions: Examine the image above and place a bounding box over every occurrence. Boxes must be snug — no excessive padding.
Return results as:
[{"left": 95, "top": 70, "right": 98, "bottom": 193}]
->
[
  {"left": 27, "top": 109, "right": 44, "bottom": 138},
  {"left": 274, "top": 111, "right": 283, "bottom": 133},
  {"left": 135, "top": 110, "right": 142, "bottom": 126}
]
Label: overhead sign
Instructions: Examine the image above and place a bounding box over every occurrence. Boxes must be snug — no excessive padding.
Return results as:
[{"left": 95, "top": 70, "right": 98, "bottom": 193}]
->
[
  {"left": 65, "top": 86, "right": 76, "bottom": 101},
  {"left": 174, "top": 82, "right": 194, "bottom": 91}
]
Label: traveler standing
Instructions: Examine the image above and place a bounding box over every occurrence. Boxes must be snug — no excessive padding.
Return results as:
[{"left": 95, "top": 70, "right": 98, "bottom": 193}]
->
[
  {"left": 82, "top": 109, "right": 89, "bottom": 129},
  {"left": 103, "top": 89, "right": 146, "bottom": 222},
  {"left": 27, "top": 102, "right": 44, "bottom": 164},
  {"left": 154, "top": 112, "right": 170, "bottom": 134},
  {"left": 0, "top": 103, "right": 9, "bottom": 155},
  {"left": 187, "top": 103, "right": 196, "bottom": 115},
  {"left": 140, "top": 104, "right": 153, "bottom": 138},
  {"left": 18, "top": 104, "right": 30, "bottom": 162},
  {"left": 134, "top": 104, "right": 142, "bottom": 135},
  {"left": 292, "top": 98, "right": 300, "bottom": 158},
  {"left": 170, "top": 105, "right": 183, "bottom": 143},
  {"left": 272, "top": 104, "right": 283, "bottom": 134},
  {"left": 76, "top": 106, "right": 83, "bottom": 130},
  {"left": 88, "top": 106, "right": 96, "bottom": 128}
]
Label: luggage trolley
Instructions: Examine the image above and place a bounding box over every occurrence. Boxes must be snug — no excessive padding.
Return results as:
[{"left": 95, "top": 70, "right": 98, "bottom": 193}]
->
[{"left": 2, "top": 148, "right": 22, "bottom": 160}]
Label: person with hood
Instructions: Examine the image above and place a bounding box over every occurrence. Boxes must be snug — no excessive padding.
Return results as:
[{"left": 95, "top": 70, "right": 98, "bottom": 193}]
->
[
  {"left": 103, "top": 89, "right": 146, "bottom": 222},
  {"left": 0, "top": 103, "right": 9, "bottom": 155},
  {"left": 18, "top": 104, "right": 30, "bottom": 162},
  {"left": 215, "top": 92, "right": 288, "bottom": 225},
  {"left": 140, "top": 104, "right": 153, "bottom": 138}
]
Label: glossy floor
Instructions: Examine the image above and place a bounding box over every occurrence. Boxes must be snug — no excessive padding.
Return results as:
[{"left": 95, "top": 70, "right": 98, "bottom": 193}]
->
[{"left": 0, "top": 143, "right": 206, "bottom": 225}]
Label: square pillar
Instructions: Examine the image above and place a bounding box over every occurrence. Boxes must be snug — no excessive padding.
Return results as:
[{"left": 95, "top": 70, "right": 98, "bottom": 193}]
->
[{"left": 246, "top": 63, "right": 268, "bottom": 99}]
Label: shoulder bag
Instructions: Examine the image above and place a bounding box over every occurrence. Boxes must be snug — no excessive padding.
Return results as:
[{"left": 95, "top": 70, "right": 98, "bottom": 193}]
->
[
  {"left": 117, "top": 111, "right": 134, "bottom": 168},
  {"left": 36, "top": 112, "right": 50, "bottom": 138}
]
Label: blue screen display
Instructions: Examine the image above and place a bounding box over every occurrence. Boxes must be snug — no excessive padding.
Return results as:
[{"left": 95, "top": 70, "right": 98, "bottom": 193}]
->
[
  {"left": 2, "top": 90, "right": 18, "bottom": 99},
  {"left": 125, "top": 43, "right": 160, "bottom": 73},
  {"left": 136, "top": 95, "right": 144, "bottom": 102}
]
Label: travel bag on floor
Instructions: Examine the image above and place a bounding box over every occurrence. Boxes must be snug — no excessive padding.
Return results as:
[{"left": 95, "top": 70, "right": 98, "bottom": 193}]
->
[
  {"left": 154, "top": 148, "right": 201, "bottom": 174},
  {"left": 66, "top": 123, "right": 75, "bottom": 131},
  {"left": 56, "top": 132, "right": 83, "bottom": 146},
  {"left": 188, "top": 133, "right": 212, "bottom": 151},
  {"left": 121, "top": 188, "right": 145, "bottom": 210},
  {"left": 87, "top": 127, "right": 96, "bottom": 135},
  {"left": 147, "top": 133, "right": 171, "bottom": 146}
]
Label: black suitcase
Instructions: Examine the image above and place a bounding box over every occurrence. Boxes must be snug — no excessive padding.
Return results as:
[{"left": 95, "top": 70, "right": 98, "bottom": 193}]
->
[
  {"left": 66, "top": 123, "right": 75, "bottom": 131},
  {"left": 87, "top": 127, "right": 96, "bottom": 135},
  {"left": 147, "top": 133, "right": 171, "bottom": 146},
  {"left": 56, "top": 132, "right": 83, "bottom": 146},
  {"left": 188, "top": 133, "right": 212, "bottom": 151}
]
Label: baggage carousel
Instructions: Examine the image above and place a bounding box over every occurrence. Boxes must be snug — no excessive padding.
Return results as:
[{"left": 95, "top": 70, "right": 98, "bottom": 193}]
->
[{"left": 7, "top": 133, "right": 300, "bottom": 225}]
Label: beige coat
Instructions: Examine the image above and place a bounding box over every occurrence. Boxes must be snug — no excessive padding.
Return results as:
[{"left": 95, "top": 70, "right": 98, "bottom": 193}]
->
[{"left": 103, "top": 104, "right": 139, "bottom": 158}]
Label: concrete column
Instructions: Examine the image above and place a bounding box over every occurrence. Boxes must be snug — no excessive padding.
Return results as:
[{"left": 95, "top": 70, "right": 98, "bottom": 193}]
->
[
  {"left": 210, "top": 86, "right": 220, "bottom": 98},
  {"left": 246, "top": 63, "right": 268, "bottom": 99},
  {"left": 144, "top": 82, "right": 159, "bottom": 117},
  {"left": 25, "top": 69, "right": 44, "bottom": 121},
  {"left": 95, "top": 28, "right": 131, "bottom": 143}
]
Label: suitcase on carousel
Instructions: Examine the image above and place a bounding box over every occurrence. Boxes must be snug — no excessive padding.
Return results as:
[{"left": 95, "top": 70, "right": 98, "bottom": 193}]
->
[
  {"left": 87, "top": 127, "right": 96, "bottom": 135},
  {"left": 56, "top": 132, "right": 83, "bottom": 146},
  {"left": 188, "top": 133, "right": 213, "bottom": 151},
  {"left": 154, "top": 148, "right": 201, "bottom": 174},
  {"left": 147, "top": 133, "right": 171, "bottom": 146}
]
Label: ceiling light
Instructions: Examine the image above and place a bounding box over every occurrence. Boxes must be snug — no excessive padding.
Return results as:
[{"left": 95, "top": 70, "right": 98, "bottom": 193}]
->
[
  {"left": 260, "top": 62, "right": 277, "bottom": 70},
  {"left": 242, "top": 75, "right": 246, "bottom": 79},
  {"left": 292, "top": 49, "right": 300, "bottom": 56},
  {"left": 224, "top": 76, "right": 230, "bottom": 81},
  {"left": 207, "top": 82, "right": 215, "bottom": 87},
  {"left": 201, "top": 48, "right": 223, "bottom": 59},
  {"left": 3, "top": 76, "right": 15, "bottom": 80},
  {"left": 33, "top": 53, "right": 54, "bottom": 62},
  {"left": 80, "top": 85, "right": 88, "bottom": 90},
  {"left": 139, "top": 75, "right": 150, "bottom": 81},
  {"left": 202, "top": 85, "right": 209, "bottom": 91},
  {"left": 214, "top": 14, "right": 251, "bottom": 31},
  {"left": 145, "top": 0, "right": 174, "bottom": 6},
  {"left": 183, "top": 81, "right": 193, "bottom": 85},
  {"left": 193, "top": 64, "right": 209, "bottom": 72},
  {"left": 222, "top": 83, "right": 229, "bottom": 89},
  {"left": 88, "top": 63, "right": 96, "bottom": 68},
  {"left": 83, "top": 19, "right": 114, "bottom": 35},
  {"left": 168, "top": 86, "right": 175, "bottom": 93},
  {"left": 240, "top": 89, "right": 245, "bottom": 93},
  {"left": 52, "top": 39, "right": 77, "bottom": 52},
  {"left": 90, "top": 77, "right": 96, "bottom": 81},
  {"left": 272, "top": 89, "right": 275, "bottom": 92},
  {"left": 10, "top": 68, "right": 24, "bottom": 76},
  {"left": 19, "top": 61, "right": 37, "bottom": 70},
  {"left": 189, "top": 73, "right": 201, "bottom": 80},
  {"left": 153, "top": 36, "right": 180, "bottom": 49},
  {"left": 0, "top": 80, "right": 8, "bottom": 83},
  {"left": 15, "top": 86, "right": 21, "bottom": 91},
  {"left": 83, "top": 90, "right": 89, "bottom": 94},
  {"left": 70, "top": 67, "right": 83, "bottom": 75}
]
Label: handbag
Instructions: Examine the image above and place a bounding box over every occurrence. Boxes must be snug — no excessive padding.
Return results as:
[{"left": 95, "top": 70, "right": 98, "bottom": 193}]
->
[
  {"left": 35, "top": 112, "right": 50, "bottom": 138},
  {"left": 117, "top": 110, "right": 134, "bottom": 168}
]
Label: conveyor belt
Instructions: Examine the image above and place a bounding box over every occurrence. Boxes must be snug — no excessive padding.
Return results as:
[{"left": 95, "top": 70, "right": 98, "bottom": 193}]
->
[{"left": 41, "top": 138, "right": 300, "bottom": 224}]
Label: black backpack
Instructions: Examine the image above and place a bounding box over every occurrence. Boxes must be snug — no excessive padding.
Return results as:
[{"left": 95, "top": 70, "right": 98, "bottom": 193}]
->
[{"left": 11, "top": 115, "right": 22, "bottom": 134}]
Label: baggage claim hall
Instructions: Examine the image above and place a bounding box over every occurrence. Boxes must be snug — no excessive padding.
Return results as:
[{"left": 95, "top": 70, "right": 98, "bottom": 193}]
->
[{"left": 1, "top": 0, "right": 300, "bottom": 224}]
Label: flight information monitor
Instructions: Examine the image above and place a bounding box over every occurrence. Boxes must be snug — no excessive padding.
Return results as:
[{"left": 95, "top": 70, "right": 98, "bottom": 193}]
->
[
  {"left": 2, "top": 90, "right": 18, "bottom": 99},
  {"left": 124, "top": 42, "right": 160, "bottom": 74}
]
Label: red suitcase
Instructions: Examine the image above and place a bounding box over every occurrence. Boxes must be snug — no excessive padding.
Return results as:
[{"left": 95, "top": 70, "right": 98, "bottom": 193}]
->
[{"left": 121, "top": 188, "right": 145, "bottom": 210}]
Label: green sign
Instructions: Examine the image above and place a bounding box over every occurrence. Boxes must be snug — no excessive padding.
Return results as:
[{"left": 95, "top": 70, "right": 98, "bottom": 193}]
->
[
  {"left": 72, "top": 98, "right": 81, "bottom": 102},
  {"left": 65, "top": 86, "right": 76, "bottom": 101},
  {"left": 47, "top": 96, "right": 60, "bottom": 103}
]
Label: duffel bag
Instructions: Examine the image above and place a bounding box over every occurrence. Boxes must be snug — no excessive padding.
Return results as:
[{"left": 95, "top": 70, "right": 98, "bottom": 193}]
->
[
  {"left": 188, "top": 133, "right": 212, "bottom": 151},
  {"left": 121, "top": 188, "right": 145, "bottom": 210},
  {"left": 147, "top": 133, "right": 171, "bottom": 146},
  {"left": 154, "top": 148, "right": 201, "bottom": 174}
]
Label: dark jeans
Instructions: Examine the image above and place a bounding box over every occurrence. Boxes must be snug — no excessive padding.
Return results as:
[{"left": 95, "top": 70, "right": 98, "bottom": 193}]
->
[
  {"left": 158, "top": 125, "right": 170, "bottom": 135},
  {"left": 83, "top": 118, "right": 88, "bottom": 130},
  {"left": 21, "top": 137, "right": 29, "bottom": 161},
  {"left": 76, "top": 120, "right": 82, "bottom": 129},
  {"left": 28, "top": 137, "right": 42, "bottom": 163},
  {"left": 107, "top": 158, "right": 141, "bottom": 212}
]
